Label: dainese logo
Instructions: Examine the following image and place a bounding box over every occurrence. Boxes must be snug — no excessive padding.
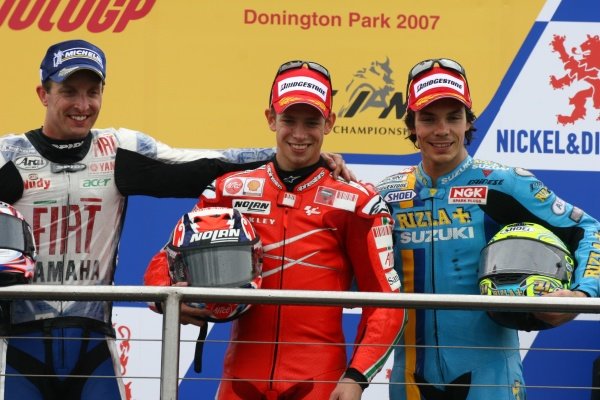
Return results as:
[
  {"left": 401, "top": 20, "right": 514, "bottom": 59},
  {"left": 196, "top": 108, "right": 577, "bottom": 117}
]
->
[{"left": 549, "top": 34, "right": 600, "bottom": 125}]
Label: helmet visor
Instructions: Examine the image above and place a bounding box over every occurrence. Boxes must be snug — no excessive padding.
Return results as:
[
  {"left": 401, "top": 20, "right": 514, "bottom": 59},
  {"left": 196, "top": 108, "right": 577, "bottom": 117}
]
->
[
  {"left": 0, "top": 213, "right": 34, "bottom": 256},
  {"left": 178, "top": 245, "right": 259, "bottom": 288},
  {"left": 479, "top": 238, "right": 571, "bottom": 281}
]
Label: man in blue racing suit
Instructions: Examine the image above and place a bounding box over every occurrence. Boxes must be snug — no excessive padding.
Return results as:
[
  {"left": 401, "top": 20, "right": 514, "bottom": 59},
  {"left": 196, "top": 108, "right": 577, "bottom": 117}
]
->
[{"left": 377, "top": 58, "right": 600, "bottom": 400}]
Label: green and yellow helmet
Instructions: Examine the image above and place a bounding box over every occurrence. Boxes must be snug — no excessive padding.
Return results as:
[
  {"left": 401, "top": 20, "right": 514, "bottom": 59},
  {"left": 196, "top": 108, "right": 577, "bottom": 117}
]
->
[{"left": 478, "top": 222, "right": 574, "bottom": 331}]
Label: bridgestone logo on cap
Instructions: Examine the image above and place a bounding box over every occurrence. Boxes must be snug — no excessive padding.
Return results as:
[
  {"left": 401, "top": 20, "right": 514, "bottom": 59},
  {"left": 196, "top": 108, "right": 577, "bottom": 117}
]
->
[
  {"left": 414, "top": 73, "right": 464, "bottom": 97},
  {"left": 277, "top": 76, "right": 328, "bottom": 101}
]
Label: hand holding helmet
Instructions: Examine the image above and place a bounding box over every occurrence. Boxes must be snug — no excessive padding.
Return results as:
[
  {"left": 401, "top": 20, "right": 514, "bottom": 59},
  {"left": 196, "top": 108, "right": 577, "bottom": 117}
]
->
[
  {"left": 165, "top": 207, "right": 263, "bottom": 323},
  {"left": 478, "top": 222, "right": 574, "bottom": 331}
]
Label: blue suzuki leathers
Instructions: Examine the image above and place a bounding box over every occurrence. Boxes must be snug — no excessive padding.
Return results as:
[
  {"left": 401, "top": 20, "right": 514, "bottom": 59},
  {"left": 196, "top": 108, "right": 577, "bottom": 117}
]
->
[{"left": 377, "top": 156, "right": 600, "bottom": 400}]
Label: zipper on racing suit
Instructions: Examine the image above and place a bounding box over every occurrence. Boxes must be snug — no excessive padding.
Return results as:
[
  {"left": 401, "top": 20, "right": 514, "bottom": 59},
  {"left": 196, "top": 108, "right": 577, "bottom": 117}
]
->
[
  {"left": 429, "top": 194, "right": 444, "bottom": 384},
  {"left": 268, "top": 205, "right": 289, "bottom": 390}
]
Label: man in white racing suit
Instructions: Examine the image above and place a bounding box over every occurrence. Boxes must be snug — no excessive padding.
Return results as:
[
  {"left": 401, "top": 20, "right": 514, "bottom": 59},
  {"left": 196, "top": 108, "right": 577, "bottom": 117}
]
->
[{"left": 0, "top": 39, "right": 276, "bottom": 400}]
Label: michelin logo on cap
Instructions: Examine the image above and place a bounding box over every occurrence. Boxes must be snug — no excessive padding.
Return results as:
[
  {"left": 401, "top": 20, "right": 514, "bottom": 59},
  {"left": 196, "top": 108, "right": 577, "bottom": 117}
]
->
[
  {"left": 53, "top": 47, "right": 104, "bottom": 69},
  {"left": 40, "top": 39, "right": 107, "bottom": 83}
]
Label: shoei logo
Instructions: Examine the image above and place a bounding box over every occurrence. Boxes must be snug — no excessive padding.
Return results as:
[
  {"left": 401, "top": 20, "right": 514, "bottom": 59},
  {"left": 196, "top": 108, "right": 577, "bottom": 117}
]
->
[
  {"left": 448, "top": 186, "right": 488, "bottom": 204},
  {"left": 14, "top": 155, "right": 48, "bottom": 170},
  {"left": 384, "top": 190, "right": 416, "bottom": 203},
  {"left": 0, "top": 0, "right": 156, "bottom": 32},
  {"left": 550, "top": 34, "right": 600, "bottom": 125}
]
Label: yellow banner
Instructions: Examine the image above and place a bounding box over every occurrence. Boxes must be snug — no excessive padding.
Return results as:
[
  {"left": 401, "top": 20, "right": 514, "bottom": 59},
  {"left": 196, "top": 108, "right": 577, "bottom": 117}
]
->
[{"left": 0, "top": 0, "right": 545, "bottom": 155}]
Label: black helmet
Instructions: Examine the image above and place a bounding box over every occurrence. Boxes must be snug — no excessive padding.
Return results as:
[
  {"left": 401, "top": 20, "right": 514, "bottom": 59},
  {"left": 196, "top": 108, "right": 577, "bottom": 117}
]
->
[
  {"left": 166, "top": 207, "right": 262, "bottom": 322},
  {"left": 0, "top": 202, "right": 36, "bottom": 286},
  {"left": 479, "top": 222, "right": 574, "bottom": 331}
]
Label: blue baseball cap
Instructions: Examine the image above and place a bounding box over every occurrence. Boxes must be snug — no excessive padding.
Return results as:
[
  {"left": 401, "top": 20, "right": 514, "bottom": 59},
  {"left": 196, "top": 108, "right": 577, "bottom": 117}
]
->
[{"left": 40, "top": 39, "right": 106, "bottom": 83}]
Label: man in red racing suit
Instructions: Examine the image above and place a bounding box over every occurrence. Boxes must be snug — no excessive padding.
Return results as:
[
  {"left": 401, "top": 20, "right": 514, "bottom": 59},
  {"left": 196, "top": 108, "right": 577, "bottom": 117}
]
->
[{"left": 145, "top": 61, "right": 406, "bottom": 399}]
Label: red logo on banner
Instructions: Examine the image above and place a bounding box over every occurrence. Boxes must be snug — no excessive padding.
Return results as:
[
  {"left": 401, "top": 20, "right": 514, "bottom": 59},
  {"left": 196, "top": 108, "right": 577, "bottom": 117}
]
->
[
  {"left": 549, "top": 34, "right": 600, "bottom": 125},
  {"left": 115, "top": 323, "right": 133, "bottom": 400},
  {"left": 0, "top": 0, "right": 156, "bottom": 32}
]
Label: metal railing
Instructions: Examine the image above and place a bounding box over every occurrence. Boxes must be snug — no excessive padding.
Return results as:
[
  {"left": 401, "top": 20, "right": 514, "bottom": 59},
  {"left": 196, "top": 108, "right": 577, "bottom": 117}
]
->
[{"left": 1, "top": 284, "right": 599, "bottom": 399}]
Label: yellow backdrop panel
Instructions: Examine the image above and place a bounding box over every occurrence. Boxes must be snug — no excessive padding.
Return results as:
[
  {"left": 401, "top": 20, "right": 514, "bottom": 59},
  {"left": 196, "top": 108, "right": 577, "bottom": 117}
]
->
[{"left": 0, "top": 0, "right": 545, "bottom": 155}]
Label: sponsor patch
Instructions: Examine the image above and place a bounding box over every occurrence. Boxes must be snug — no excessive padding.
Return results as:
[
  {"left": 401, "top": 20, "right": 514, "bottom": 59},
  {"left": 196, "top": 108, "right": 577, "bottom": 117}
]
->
[
  {"left": 372, "top": 224, "right": 393, "bottom": 249},
  {"left": 467, "top": 179, "right": 504, "bottom": 185},
  {"left": 244, "top": 178, "right": 265, "bottom": 196},
  {"left": 51, "top": 163, "right": 86, "bottom": 173},
  {"left": 332, "top": 189, "right": 358, "bottom": 211},
  {"left": 304, "top": 206, "right": 321, "bottom": 216},
  {"left": 224, "top": 178, "right": 244, "bottom": 196},
  {"left": 93, "top": 135, "right": 117, "bottom": 157},
  {"left": 297, "top": 171, "right": 326, "bottom": 192},
  {"left": 384, "top": 190, "right": 416, "bottom": 203},
  {"left": 534, "top": 187, "right": 551, "bottom": 202},
  {"left": 379, "top": 249, "right": 394, "bottom": 269},
  {"left": 361, "top": 195, "right": 390, "bottom": 215},
  {"left": 89, "top": 160, "right": 115, "bottom": 175},
  {"left": 314, "top": 187, "right": 358, "bottom": 211},
  {"left": 190, "top": 229, "right": 241, "bottom": 244},
  {"left": 385, "top": 269, "right": 401, "bottom": 291},
  {"left": 80, "top": 178, "right": 111, "bottom": 188},
  {"left": 223, "top": 177, "right": 265, "bottom": 197},
  {"left": 232, "top": 199, "right": 271, "bottom": 214},
  {"left": 448, "top": 186, "right": 488, "bottom": 204},
  {"left": 281, "top": 192, "right": 297, "bottom": 208},
  {"left": 552, "top": 197, "right": 567, "bottom": 215},
  {"left": 24, "top": 178, "right": 51, "bottom": 190},
  {"left": 570, "top": 207, "right": 583, "bottom": 223},
  {"left": 377, "top": 181, "right": 410, "bottom": 191},
  {"left": 529, "top": 181, "right": 544, "bottom": 192},
  {"left": 514, "top": 167, "right": 534, "bottom": 177},
  {"left": 314, "top": 187, "right": 337, "bottom": 206},
  {"left": 14, "top": 155, "right": 48, "bottom": 170},
  {"left": 247, "top": 216, "right": 276, "bottom": 225}
]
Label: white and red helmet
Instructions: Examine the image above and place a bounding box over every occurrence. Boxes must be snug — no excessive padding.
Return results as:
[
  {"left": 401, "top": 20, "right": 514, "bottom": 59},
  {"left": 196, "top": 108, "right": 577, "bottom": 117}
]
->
[
  {"left": 0, "top": 202, "right": 36, "bottom": 285},
  {"left": 166, "top": 207, "right": 262, "bottom": 322}
]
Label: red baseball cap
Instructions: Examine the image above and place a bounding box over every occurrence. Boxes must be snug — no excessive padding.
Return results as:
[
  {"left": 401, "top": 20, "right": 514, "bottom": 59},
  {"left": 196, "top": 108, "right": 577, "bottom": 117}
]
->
[
  {"left": 270, "top": 66, "right": 332, "bottom": 118},
  {"left": 407, "top": 66, "right": 472, "bottom": 111}
]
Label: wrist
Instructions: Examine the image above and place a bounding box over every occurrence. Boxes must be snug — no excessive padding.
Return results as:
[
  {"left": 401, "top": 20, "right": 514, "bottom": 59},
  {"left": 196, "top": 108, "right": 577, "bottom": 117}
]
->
[{"left": 343, "top": 368, "right": 368, "bottom": 391}]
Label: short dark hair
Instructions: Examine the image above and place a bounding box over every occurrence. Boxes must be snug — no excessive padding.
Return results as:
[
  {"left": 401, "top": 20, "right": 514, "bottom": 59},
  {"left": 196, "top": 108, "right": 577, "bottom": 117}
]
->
[
  {"left": 404, "top": 107, "right": 477, "bottom": 147},
  {"left": 41, "top": 71, "right": 105, "bottom": 93}
]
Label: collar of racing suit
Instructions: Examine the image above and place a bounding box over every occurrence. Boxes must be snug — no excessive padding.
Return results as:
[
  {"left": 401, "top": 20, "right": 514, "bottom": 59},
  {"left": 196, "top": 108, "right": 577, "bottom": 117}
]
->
[
  {"left": 25, "top": 128, "right": 92, "bottom": 164},
  {"left": 273, "top": 156, "right": 329, "bottom": 191}
]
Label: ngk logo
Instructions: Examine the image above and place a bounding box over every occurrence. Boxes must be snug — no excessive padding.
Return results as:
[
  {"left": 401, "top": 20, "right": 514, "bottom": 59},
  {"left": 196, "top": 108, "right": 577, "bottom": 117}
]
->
[
  {"left": 0, "top": 0, "right": 156, "bottom": 32},
  {"left": 448, "top": 186, "right": 488, "bottom": 204}
]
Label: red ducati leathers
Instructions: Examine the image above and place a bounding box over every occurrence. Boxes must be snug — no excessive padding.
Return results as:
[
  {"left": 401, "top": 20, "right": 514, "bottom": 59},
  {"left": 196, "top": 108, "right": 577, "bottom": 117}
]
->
[{"left": 145, "top": 162, "right": 406, "bottom": 399}]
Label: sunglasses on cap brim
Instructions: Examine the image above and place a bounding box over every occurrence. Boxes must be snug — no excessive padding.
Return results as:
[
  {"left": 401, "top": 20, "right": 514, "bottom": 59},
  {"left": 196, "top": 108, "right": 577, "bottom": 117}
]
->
[
  {"left": 276, "top": 60, "right": 331, "bottom": 80},
  {"left": 407, "top": 58, "right": 467, "bottom": 82},
  {"left": 269, "top": 60, "right": 331, "bottom": 106},
  {"left": 405, "top": 58, "right": 469, "bottom": 108}
]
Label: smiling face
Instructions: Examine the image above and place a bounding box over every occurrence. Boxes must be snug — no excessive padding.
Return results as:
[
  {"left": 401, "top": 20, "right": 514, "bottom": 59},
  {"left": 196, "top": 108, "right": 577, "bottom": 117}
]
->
[
  {"left": 37, "top": 70, "right": 103, "bottom": 140},
  {"left": 265, "top": 103, "right": 335, "bottom": 171},
  {"left": 413, "top": 98, "right": 471, "bottom": 181}
]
